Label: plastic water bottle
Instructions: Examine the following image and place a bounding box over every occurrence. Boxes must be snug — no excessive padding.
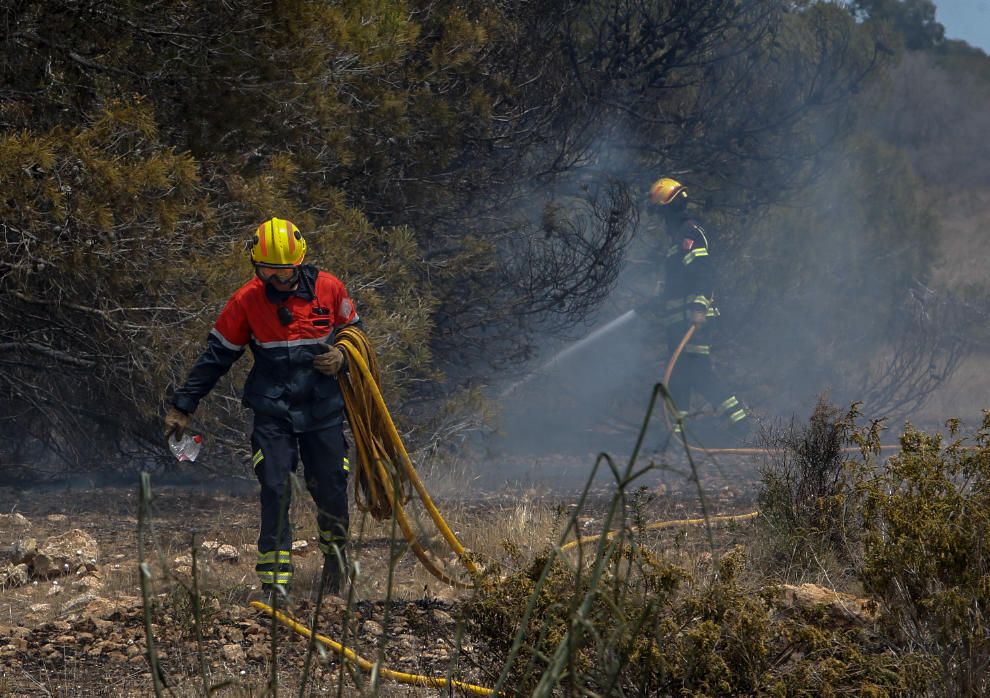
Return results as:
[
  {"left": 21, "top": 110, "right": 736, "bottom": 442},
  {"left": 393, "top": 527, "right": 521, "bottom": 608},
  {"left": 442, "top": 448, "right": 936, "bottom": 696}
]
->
[{"left": 168, "top": 433, "right": 203, "bottom": 462}]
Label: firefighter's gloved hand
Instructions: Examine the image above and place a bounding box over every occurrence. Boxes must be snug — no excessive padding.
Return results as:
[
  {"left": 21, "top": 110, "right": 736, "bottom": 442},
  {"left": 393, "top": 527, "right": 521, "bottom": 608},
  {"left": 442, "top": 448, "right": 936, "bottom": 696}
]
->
[
  {"left": 164, "top": 406, "right": 190, "bottom": 441},
  {"left": 689, "top": 310, "right": 708, "bottom": 326},
  {"left": 314, "top": 344, "right": 346, "bottom": 376}
]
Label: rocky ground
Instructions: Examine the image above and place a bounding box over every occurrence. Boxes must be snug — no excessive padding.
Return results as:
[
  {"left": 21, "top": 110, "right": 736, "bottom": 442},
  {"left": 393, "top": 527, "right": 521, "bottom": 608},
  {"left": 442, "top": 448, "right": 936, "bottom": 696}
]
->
[
  {"left": 0, "top": 483, "right": 501, "bottom": 696},
  {"left": 0, "top": 453, "right": 765, "bottom": 697}
]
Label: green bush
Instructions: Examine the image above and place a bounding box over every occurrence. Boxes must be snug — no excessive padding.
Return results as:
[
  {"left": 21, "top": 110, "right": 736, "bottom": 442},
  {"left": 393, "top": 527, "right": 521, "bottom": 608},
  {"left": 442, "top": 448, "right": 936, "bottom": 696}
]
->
[
  {"left": 467, "top": 530, "right": 920, "bottom": 695},
  {"left": 755, "top": 398, "right": 990, "bottom": 695},
  {"left": 860, "top": 415, "right": 990, "bottom": 697}
]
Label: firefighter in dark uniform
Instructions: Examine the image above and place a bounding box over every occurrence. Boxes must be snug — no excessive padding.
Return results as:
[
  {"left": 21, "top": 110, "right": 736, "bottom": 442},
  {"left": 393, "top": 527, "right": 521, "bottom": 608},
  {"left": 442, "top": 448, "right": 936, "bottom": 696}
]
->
[
  {"left": 164, "top": 217, "right": 361, "bottom": 600},
  {"left": 647, "top": 178, "right": 749, "bottom": 441}
]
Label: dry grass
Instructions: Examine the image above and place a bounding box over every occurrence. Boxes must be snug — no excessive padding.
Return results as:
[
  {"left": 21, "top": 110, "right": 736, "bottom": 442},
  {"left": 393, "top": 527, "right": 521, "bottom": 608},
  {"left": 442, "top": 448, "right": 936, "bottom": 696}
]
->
[{"left": 0, "top": 437, "right": 759, "bottom": 698}]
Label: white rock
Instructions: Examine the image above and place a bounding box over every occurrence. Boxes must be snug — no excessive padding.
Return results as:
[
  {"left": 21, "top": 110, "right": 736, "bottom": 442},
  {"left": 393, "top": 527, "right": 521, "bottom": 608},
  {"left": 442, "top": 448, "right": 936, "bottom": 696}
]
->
[
  {"left": 72, "top": 576, "right": 103, "bottom": 592},
  {"left": 12, "top": 538, "right": 37, "bottom": 565},
  {"left": 215, "top": 545, "right": 239, "bottom": 562},
  {"left": 5, "top": 563, "right": 30, "bottom": 587},
  {"left": 221, "top": 643, "right": 245, "bottom": 663},
  {"left": 33, "top": 530, "right": 99, "bottom": 579},
  {"left": 432, "top": 609, "right": 455, "bottom": 624},
  {"left": 0, "top": 513, "right": 31, "bottom": 527},
  {"left": 62, "top": 593, "right": 103, "bottom": 613}
]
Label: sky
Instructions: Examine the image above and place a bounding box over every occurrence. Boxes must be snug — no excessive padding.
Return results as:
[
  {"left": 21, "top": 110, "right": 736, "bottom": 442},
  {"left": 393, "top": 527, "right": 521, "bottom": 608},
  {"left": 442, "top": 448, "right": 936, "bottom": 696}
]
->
[{"left": 937, "top": 0, "right": 990, "bottom": 51}]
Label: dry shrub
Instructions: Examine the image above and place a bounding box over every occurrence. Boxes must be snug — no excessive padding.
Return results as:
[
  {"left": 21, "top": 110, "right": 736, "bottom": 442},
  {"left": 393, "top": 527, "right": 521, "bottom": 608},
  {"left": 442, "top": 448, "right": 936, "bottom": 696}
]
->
[
  {"left": 860, "top": 415, "right": 990, "bottom": 697},
  {"left": 467, "top": 534, "right": 921, "bottom": 695},
  {"left": 755, "top": 398, "right": 880, "bottom": 583},
  {"left": 754, "top": 398, "right": 990, "bottom": 695}
]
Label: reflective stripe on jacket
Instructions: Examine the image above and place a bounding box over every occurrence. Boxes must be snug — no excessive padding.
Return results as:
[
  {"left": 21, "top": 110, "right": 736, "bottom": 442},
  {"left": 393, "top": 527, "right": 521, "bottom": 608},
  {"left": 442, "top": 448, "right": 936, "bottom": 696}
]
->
[
  {"left": 172, "top": 265, "right": 360, "bottom": 432},
  {"left": 660, "top": 218, "right": 717, "bottom": 326}
]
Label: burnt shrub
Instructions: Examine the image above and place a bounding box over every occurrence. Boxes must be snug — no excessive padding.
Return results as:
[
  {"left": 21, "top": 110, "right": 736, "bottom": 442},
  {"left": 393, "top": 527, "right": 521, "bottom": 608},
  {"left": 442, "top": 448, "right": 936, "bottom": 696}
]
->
[{"left": 755, "top": 398, "right": 882, "bottom": 583}]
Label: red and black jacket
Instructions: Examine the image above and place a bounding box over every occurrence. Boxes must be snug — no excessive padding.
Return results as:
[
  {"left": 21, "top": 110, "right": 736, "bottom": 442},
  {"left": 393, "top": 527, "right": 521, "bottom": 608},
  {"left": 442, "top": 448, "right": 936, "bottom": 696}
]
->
[{"left": 172, "top": 265, "right": 360, "bottom": 432}]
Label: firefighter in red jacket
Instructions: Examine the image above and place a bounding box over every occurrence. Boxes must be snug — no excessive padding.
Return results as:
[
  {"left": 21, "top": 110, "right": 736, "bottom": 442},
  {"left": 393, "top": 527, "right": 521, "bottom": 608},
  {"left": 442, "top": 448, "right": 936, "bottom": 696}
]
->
[
  {"left": 647, "top": 178, "right": 749, "bottom": 441},
  {"left": 164, "top": 217, "right": 360, "bottom": 599}
]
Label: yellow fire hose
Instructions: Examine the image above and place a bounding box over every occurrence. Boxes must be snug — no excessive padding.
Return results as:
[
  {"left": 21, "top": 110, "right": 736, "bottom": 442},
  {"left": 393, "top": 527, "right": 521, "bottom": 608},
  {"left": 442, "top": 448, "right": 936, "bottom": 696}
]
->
[
  {"left": 661, "top": 323, "right": 696, "bottom": 435},
  {"left": 234, "top": 316, "right": 949, "bottom": 697},
  {"left": 662, "top": 324, "right": 696, "bottom": 392},
  {"left": 249, "top": 515, "right": 762, "bottom": 695},
  {"left": 250, "top": 601, "right": 494, "bottom": 696},
  {"left": 560, "top": 511, "right": 760, "bottom": 552},
  {"left": 334, "top": 326, "right": 480, "bottom": 588},
  {"left": 269, "top": 324, "right": 884, "bottom": 694},
  {"left": 249, "top": 515, "right": 762, "bottom": 696}
]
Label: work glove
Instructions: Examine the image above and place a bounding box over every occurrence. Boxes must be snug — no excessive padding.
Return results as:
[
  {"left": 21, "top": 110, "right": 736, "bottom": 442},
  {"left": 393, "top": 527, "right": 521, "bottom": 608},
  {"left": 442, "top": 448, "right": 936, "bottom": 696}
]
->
[
  {"left": 314, "top": 344, "right": 346, "bottom": 376},
  {"left": 164, "top": 406, "right": 190, "bottom": 441},
  {"left": 688, "top": 309, "right": 708, "bottom": 326}
]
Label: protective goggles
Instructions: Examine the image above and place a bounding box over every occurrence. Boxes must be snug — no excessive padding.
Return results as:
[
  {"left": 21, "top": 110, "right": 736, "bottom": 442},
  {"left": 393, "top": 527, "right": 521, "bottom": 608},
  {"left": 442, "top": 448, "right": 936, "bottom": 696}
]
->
[{"left": 255, "top": 264, "right": 299, "bottom": 284}]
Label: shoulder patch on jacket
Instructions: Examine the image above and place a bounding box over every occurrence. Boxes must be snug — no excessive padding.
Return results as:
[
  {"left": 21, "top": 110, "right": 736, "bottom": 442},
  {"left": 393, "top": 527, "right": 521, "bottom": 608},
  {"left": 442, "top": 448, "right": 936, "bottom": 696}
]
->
[{"left": 682, "top": 238, "right": 695, "bottom": 251}]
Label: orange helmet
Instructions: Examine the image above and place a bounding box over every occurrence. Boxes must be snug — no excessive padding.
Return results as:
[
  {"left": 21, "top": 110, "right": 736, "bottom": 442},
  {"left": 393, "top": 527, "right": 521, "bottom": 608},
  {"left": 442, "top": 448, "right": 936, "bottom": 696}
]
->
[
  {"left": 250, "top": 217, "right": 306, "bottom": 267},
  {"left": 649, "top": 178, "right": 687, "bottom": 206}
]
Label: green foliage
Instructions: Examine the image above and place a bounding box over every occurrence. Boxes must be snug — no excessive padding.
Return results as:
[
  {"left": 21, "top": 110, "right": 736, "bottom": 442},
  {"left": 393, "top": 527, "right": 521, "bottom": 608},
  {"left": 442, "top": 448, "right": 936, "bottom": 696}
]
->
[
  {"left": 937, "top": 39, "right": 990, "bottom": 83},
  {"left": 0, "top": 98, "right": 209, "bottom": 467},
  {"left": 860, "top": 415, "right": 990, "bottom": 695},
  {"left": 725, "top": 131, "right": 943, "bottom": 418},
  {"left": 0, "top": 94, "right": 437, "bottom": 472},
  {"left": 550, "top": 1, "right": 890, "bottom": 216},
  {"left": 1, "top": 0, "right": 639, "bottom": 473},
  {"left": 468, "top": 542, "right": 918, "bottom": 695},
  {"left": 167, "top": 583, "right": 222, "bottom": 641},
  {"left": 2, "top": 0, "right": 981, "bottom": 474},
  {"left": 756, "top": 399, "right": 990, "bottom": 694},
  {"left": 852, "top": 0, "right": 945, "bottom": 51}
]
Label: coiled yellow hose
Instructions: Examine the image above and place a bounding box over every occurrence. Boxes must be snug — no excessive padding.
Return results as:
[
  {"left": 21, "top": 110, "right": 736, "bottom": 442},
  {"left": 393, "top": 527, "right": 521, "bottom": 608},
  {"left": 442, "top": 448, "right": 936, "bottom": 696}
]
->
[{"left": 334, "top": 326, "right": 480, "bottom": 588}]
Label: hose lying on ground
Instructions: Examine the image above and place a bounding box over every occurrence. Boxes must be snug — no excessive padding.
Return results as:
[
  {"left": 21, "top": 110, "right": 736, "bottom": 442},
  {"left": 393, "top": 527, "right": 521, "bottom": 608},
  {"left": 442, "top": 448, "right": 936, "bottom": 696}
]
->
[
  {"left": 246, "top": 327, "right": 918, "bottom": 694},
  {"left": 252, "top": 512, "right": 758, "bottom": 695},
  {"left": 334, "top": 326, "right": 480, "bottom": 588},
  {"left": 250, "top": 601, "right": 494, "bottom": 696},
  {"left": 560, "top": 511, "right": 760, "bottom": 552}
]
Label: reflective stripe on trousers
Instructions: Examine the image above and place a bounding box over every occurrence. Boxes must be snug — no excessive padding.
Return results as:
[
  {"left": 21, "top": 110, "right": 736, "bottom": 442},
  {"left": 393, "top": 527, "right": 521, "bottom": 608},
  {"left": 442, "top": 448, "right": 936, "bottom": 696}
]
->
[
  {"left": 256, "top": 550, "right": 293, "bottom": 585},
  {"left": 717, "top": 395, "right": 748, "bottom": 423},
  {"left": 251, "top": 416, "right": 350, "bottom": 586}
]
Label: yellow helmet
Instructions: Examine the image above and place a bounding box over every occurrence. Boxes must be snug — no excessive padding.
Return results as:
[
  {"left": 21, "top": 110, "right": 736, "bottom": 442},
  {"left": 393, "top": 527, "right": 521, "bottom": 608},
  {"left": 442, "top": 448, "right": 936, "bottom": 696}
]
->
[
  {"left": 250, "top": 217, "right": 306, "bottom": 267},
  {"left": 649, "top": 178, "right": 687, "bottom": 206}
]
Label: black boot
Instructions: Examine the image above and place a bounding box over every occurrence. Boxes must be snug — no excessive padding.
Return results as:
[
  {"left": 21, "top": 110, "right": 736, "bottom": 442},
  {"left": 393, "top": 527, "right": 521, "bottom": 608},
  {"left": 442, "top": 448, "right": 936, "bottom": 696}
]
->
[
  {"left": 321, "top": 548, "right": 348, "bottom": 596},
  {"left": 258, "top": 582, "right": 291, "bottom": 606},
  {"left": 705, "top": 415, "right": 754, "bottom": 449}
]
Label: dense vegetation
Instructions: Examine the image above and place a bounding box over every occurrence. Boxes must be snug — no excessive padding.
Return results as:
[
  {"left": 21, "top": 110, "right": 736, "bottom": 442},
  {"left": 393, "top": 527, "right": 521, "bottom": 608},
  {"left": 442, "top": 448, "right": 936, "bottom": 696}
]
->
[
  {"left": 1, "top": 0, "right": 988, "bottom": 477},
  {"left": 465, "top": 399, "right": 990, "bottom": 696}
]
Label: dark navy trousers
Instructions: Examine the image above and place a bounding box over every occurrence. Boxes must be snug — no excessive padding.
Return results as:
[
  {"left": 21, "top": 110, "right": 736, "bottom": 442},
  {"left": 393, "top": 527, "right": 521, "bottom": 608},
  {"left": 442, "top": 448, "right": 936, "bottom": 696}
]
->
[{"left": 251, "top": 415, "right": 349, "bottom": 586}]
